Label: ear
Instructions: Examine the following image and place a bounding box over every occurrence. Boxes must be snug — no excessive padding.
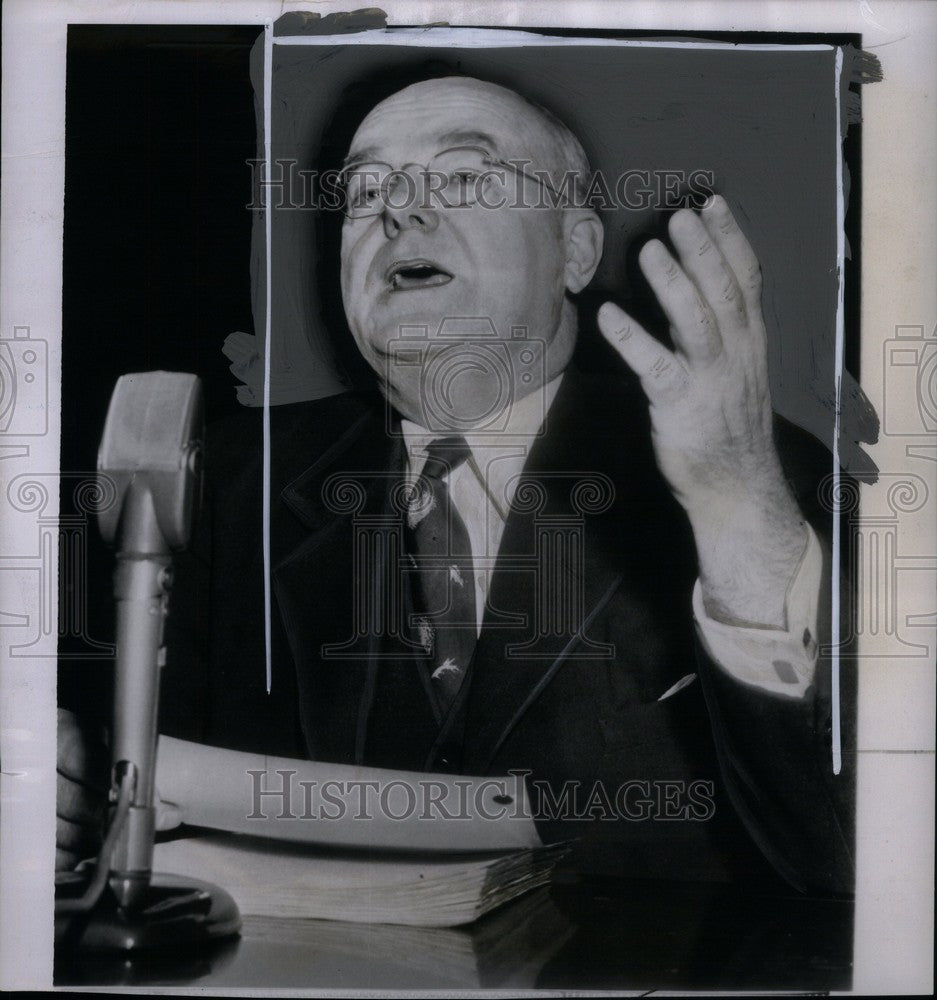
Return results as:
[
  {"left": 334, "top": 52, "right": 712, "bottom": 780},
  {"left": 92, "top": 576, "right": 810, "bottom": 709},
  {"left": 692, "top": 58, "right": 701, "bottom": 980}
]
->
[{"left": 563, "top": 211, "right": 604, "bottom": 293}]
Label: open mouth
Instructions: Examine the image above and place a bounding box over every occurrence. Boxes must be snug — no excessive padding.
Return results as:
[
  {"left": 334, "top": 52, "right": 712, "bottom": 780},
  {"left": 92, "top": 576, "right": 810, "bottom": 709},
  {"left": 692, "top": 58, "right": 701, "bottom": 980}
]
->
[{"left": 386, "top": 259, "right": 453, "bottom": 291}]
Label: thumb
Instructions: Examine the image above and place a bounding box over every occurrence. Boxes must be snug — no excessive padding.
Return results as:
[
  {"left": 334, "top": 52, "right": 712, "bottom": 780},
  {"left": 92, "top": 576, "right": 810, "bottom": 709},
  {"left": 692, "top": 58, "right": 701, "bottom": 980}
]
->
[{"left": 597, "top": 302, "right": 686, "bottom": 401}]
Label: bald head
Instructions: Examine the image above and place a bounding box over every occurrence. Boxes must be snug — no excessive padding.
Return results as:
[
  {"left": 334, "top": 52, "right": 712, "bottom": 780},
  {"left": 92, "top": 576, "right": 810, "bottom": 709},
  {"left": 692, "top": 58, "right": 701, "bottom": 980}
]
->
[{"left": 351, "top": 77, "right": 592, "bottom": 206}]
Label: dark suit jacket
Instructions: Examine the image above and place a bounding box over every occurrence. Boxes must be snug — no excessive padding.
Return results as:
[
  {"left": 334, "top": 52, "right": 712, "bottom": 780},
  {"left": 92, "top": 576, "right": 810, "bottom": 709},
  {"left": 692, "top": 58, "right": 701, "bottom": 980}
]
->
[{"left": 161, "top": 368, "right": 855, "bottom": 894}]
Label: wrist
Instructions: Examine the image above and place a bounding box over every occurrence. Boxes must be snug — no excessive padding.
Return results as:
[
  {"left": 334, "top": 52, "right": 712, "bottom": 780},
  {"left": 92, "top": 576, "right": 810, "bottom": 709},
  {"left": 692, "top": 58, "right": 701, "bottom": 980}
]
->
[{"left": 689, "top": 488, "right": 807, "bottom": 628}]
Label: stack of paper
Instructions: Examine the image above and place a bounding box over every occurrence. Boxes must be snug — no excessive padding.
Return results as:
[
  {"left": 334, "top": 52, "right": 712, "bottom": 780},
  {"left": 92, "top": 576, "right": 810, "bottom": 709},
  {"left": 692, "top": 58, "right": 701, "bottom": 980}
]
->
[{"left": 154, "top": 831, "right": 567, "bottom": 927}]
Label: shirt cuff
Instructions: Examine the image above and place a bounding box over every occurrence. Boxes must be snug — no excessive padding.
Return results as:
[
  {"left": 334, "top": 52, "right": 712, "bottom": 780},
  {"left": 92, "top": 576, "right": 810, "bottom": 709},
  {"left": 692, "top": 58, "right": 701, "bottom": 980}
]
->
[{"left": 692, "top": 523, "right": 822, "bottom": 699}]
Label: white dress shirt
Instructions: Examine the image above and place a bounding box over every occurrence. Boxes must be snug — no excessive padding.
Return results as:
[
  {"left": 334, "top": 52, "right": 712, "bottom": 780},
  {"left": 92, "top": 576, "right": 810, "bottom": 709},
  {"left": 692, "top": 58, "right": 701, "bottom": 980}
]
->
[{"left": 401, "top": 373, "right": 821, "bottom": 699}]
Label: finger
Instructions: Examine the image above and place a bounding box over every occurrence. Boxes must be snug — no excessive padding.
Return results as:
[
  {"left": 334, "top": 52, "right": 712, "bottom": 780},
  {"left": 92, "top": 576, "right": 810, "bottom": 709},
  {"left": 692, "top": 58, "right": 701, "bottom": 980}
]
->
[
  {"left": 638, "top": 239, "right": 722, "bottom": 365},
  {"left": 597, "top": 302, "right": 690, "bottom": 403},
  {"left": 699, "top": 195, "right": 762, "bottom": 311},
  {"left": 57, "top": 709, "right": 109, "bottom": 791},
  {"left": 56, "top": 756, "right": 108, "bottom": 794},
  {"left": 57, "top": 771, "right": 106, "bottom": 828},
  {"left": 57, "top": 847, "right": 82, "bottom": 872},
  {"left": 56, "top": 812, "right": 99, "bottom": 856},
  {"left": 668, "top": 208, "right": 747, "bottom": 333}
]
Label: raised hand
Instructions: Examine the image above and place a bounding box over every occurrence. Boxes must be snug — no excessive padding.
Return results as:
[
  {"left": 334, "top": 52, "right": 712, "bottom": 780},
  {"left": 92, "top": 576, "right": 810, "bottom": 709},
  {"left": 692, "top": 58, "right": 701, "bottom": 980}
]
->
[{"left": 598, "top": 196, "right": 806, "bottom": 628}]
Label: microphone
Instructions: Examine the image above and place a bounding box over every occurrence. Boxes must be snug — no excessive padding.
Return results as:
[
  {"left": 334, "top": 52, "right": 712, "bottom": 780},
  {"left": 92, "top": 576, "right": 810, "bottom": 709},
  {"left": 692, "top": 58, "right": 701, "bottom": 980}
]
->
[
  {"left": 96, "top": 371, "right": 203, "bottom": 908},
  {"left": 55, "top": 371, "right": 240, "bottom": 955}
]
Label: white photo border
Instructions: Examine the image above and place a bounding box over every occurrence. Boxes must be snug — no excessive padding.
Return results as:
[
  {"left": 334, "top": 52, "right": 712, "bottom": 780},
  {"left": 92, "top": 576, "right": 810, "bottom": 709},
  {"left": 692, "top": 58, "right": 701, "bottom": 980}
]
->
[{"left": 0, "top": 1, "right": 933, "bottom": 994}]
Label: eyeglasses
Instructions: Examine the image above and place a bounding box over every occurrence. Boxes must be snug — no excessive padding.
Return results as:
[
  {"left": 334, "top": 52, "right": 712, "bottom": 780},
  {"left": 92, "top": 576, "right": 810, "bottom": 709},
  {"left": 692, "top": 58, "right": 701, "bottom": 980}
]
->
[{"left": 339, "top": 144, "right": 565, "bottom": 219}]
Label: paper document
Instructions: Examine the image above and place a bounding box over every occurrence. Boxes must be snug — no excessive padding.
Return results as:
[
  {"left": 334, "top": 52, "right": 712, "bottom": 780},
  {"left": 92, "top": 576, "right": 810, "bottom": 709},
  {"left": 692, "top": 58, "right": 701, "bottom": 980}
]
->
[
  {"left": 155, "top": 736, "right": 542, "bottom": 851},
  {"left": 154, "top": 831, "right": 566, "bottom": 927}
]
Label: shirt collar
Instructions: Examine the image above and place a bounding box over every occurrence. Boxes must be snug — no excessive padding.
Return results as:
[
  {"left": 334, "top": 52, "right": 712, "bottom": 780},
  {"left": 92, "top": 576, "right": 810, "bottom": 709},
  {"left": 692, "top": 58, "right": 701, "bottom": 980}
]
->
[{"left": 400, "top": 373, "right": 564, "bottom": 518}]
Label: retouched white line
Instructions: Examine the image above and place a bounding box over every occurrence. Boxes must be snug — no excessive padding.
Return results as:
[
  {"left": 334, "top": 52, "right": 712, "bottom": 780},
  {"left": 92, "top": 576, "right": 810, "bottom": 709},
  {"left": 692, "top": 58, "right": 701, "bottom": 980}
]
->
[
  {"left": 272, "top": 30, "right": 833, "bottom": 52},
  {"left": 832, "top": 46, "right": 845, "bottom": 776},
  {"left": 263, "top": 22, "right": 273, "bottom": 695}
]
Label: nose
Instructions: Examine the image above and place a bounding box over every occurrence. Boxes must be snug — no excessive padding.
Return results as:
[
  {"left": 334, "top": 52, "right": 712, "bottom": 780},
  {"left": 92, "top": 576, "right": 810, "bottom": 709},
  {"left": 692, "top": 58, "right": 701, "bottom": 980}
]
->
[{"left": 381, "top": 171, "right": 440, "bottom": 237}]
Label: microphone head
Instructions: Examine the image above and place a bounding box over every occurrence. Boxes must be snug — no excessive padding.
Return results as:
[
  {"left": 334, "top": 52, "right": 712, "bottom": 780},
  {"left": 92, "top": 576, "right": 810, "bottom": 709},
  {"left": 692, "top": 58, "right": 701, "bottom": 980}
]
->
[{"left": 97, "top": 371, "right": 204, "bottom": 550}]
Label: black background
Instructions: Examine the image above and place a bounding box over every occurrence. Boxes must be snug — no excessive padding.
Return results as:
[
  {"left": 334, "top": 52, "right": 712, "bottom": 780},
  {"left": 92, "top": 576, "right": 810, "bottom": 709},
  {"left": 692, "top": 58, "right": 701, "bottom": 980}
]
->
[{"left": 59, "top": 26, "right": 260, "bottom": 705}]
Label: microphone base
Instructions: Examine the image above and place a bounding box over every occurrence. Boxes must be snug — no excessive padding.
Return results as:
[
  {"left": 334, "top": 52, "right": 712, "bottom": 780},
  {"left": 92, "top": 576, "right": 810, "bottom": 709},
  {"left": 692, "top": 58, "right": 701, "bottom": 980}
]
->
[{"left": 55, "top": 870, "right": 241, "bottom": 954}]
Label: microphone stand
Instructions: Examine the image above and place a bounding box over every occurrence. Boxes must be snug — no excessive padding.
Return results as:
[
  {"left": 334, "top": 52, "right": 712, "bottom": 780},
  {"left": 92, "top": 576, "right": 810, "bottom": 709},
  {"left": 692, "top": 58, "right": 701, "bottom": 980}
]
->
[{"left": 55, "top": 372, "right": 240, "bottom": 956}]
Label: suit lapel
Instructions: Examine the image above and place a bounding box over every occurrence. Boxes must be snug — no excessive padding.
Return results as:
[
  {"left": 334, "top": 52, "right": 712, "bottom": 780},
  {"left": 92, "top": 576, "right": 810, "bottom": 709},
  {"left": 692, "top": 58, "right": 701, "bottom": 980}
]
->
[
  {"left": 273, "top": 405, "right": 440, "bottom": 768},
  {"left": 459, "top": 370, "right": 663, "bottom": 774}
]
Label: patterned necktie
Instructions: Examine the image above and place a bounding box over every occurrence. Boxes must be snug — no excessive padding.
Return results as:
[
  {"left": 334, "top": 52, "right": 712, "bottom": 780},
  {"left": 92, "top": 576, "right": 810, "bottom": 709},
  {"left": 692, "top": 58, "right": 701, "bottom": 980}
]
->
[{"left": 406, "top": 436, "right": 477, "bottom": 716}]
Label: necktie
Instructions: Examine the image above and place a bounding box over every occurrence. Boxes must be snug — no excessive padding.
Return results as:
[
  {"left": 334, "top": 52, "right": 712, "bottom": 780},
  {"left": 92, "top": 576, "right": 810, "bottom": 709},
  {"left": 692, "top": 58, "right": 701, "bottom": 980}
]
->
[{"left": 406, "top": 436, "right": 477, "bottom": 716}]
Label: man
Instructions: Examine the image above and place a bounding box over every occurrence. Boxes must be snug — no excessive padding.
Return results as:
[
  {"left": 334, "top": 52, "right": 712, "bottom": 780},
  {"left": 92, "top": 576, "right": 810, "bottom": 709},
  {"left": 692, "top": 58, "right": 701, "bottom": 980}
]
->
[{"left": 58, "top": 76, "right": 853, "bottom": 892}]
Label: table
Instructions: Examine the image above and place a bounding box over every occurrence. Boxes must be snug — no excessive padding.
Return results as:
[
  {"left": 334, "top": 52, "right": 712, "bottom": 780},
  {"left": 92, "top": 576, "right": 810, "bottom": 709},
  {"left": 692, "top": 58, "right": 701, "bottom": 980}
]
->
[{"left": 55, "top": 872, "right": 853, "bottom": 991}]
